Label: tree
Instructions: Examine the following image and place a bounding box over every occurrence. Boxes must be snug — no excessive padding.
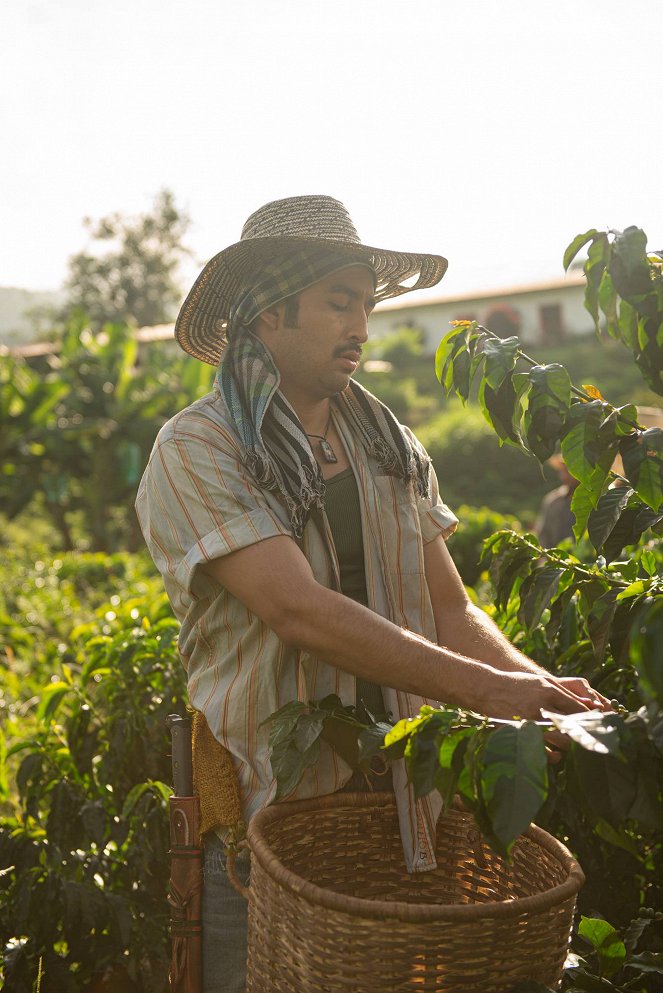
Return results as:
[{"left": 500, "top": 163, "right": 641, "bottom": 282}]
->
[
  {"left": 63, "top": 189, "right": 190, "bottom": 330},
  {"left": 0, "top": 319, "right": 213, "bottom": 551}
]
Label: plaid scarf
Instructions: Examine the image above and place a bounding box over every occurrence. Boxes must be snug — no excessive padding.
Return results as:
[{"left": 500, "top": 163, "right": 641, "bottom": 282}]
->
[{"left": 216, "top": 249, "right": 431, "bottom": 537}]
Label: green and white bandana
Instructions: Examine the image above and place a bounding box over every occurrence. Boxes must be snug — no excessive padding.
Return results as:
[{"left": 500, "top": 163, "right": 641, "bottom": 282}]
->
[{"left": 216, "top": 248, "right": 431, "bottom": 537}]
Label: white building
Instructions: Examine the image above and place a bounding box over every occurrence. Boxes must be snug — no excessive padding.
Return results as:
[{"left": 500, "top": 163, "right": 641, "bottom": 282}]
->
[{"left": 369, "top": 273, "right": 591, "bottom": 353}]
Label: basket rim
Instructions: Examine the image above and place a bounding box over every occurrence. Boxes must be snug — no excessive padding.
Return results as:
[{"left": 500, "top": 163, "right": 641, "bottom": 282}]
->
[{"left": 246, "top": 792, "right": 585, "bottom": 923}]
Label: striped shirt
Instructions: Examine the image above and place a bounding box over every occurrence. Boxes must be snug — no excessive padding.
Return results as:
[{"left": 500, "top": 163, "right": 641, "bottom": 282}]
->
[{"left": 136, "top": 384, "right": 458, "bottom": 872}]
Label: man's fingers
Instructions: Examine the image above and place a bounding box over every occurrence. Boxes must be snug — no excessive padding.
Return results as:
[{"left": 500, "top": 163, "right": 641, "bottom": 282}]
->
[
  {"left": 545, "top": 745, "right": 564, "bottom": 765},
  {"left": 552, "top": 677, "right": 613, "bottom": 712},
  {"left": 543, "top": 681, "right": 590, "bottom": 714}
]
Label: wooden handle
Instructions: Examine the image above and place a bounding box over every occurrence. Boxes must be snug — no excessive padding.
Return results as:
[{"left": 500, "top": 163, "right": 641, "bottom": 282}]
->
[{"left": 167, "top": 714, "right": 193, "bottom": 797}]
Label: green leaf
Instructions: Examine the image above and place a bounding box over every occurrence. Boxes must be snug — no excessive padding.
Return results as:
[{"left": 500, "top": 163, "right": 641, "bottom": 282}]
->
[
  {"left": 262, "top": 700, "right": 308, "bottom": 749},
  {"left": 357, "top": 721, "right": 392, "bottom": 769},
  {"left": 587, "top": 590, "right": 620, "bottom": 663},
  {"left": 618, "top": 298, "right": 638, "bottom": 349},
  {"left": 517, "top": 567, "right": 564, "bottom": 631},
  {"left": 570, "top": 483, "right": 595, "bottom": 542},
  {"left": 636, "top": 427, "right": 663, "bottom": 510},
  {"left": 640, "top": 549, "right": 657, "bottom": 576},
  {"left": 630, "top": 599, "right": 663, "bottom": 703},
  {"left": 321, "top": 715, "right": 361, "bottom": 769},
  {"left": 597, "top": 270, "right": 618, "bottom": 335},
  {"left": 616, "top": 579, "right": 650, "bottom": 601},
  {"left": 479, "top": 375, "right": 522, "bottom": 446},
  {"left": 482, "top": 336, "right": 520, "bottom": 390},
  {"left": 479, "top": 722, "right": 548, "bottom": 853},
  {"left": 291, "top": 711, "right": 327, "bottom": 753},
  {"left": 383, "top": 713, "right": 429, "bottom": 752},
  {"left": 451, "top": 346, "right": 472, "bottom": 402},
  {"left": 563, "top": 229, "right": 599, "bottom": 271},
  {"left": 561, "top": 401, "right": 608, "bottom": 494},
  {"left": 541, "top": 711, "right": 625, "bottom": 756},
  {"left": 404, "top": 710, "right": 457, "bottom": 799},
  {"left": 593, "top": 817, "right": 642, "bottom": 859},
  {"left": 602, "top": 496, "right": 663, "bottom": 562},
  {"left": 529, "top": 363, "right": 572, "bottom": 408},
  {"left": 435, "top": 728, "right": 475, "bottom": 810},
  {"left": 584, "top": 234, "right": 611, "bottom": 327},
  {"left": 612, "top": 226, "right": 650, "bottom": 285},
  {"left": 625, "top": 952, "right": 663, "bottom": 974},
  {"left": 587, "top": 486, "right": 632, "bottom": 552},
  {"left": 578, "top": 917, "right": 626, "bottom": 978},
  {"left": 36, "top": 682, "right": 74, "bottom": 722},
  {"left": 270, "top": 737, "right": 321, "bottom": 800}
]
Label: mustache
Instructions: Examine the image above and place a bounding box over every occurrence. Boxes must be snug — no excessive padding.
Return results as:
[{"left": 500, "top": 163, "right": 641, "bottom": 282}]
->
[{"left": 333, "top": 343, "right": 363, "bottom": 359}]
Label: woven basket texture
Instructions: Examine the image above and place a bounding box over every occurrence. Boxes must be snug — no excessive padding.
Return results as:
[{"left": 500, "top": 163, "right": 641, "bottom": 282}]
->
[{"left": 245, "top": 793, "right": 583, "bottom": 993}]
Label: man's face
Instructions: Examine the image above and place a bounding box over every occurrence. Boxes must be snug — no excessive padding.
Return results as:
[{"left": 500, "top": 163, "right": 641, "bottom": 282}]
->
[{"left": 257, "top": 265, "right": 376, "bottom": 408}]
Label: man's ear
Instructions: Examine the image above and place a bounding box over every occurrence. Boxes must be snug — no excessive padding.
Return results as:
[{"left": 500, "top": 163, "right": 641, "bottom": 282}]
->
[{"left": 256, "top": 304, "right": 281, "bottom": 332}]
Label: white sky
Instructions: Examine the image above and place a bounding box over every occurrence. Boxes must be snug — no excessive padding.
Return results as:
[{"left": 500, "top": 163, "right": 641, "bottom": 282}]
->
[{"left": 2, "top": 0, "right": 662, "bottom": 299}]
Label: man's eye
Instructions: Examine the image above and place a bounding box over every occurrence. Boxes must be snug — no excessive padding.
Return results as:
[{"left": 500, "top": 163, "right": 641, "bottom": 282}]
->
[{"left": 330, "top": 301, "right": 349, "bottom": 311}]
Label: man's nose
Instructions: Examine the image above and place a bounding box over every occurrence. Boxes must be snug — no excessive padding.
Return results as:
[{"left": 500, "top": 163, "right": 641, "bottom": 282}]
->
[{"left": 348, "top": 308, "right": 369, "bottom": 342}]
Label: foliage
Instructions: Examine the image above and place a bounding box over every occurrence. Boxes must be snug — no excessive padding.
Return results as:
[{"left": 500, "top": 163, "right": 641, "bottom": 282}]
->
[
  {"left": 564, "top": 228, "right": 663, "bottom": 397},
  {"left": 0, "top": 540, "right": 161, "bottom": 681},
  {"left": 446, "top": 504, "right": 522, "bottom": 585},
  {"left": 1, "top": 318, "right": 213, "bottom": 550},
  {"left": 0, "top": 592, "right": 186, "bottom": 993},
  {"left": 264, "top": 696, "right": 660, "bottom": 859},
  {"left": 417, "top": 402, "right": 554, "bottom": 520},
  {"left": 356, "top": 325, "right": 438, "bottom": 425},
  {"left": 63, "top": 190, "right": 191, "bottom": 330},
  {"left": 516, "top": 909, "right": 663, "bottom": 993}
]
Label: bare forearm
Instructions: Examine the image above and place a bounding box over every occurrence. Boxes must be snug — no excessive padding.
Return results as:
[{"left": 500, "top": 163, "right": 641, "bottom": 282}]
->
[
  {"left": 201, "top": 535, "right": 591, "bottom": 720},
  {"left": 434, "top": 601, "right": 547, "bottom": 676},
  {"left": 277, "top": 585, "right": 582, "bottom": 720},
  {"left": 280, "top": 584, "right": 503, "bottom": 707}
]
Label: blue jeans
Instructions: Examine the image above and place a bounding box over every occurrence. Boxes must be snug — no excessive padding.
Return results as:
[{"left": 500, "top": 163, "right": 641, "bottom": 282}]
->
[{"left": 202, "top": 834, "right": 251, "bottom": 993}]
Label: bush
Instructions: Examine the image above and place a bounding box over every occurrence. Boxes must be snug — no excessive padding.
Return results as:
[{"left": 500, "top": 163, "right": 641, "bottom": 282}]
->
[
  {"left": 0, "top": 592, "right": 186, "bottom": 993},
  {"left": 446, "top": 504, "right": 522, "bottom": 586},
  {"left": 416, "top": 401, "right": 553, "bottom": 521}
]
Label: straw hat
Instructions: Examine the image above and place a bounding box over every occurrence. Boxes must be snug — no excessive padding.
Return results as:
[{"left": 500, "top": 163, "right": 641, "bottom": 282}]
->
[{"left": 175, "top": 195, "right": 448, "bottom": 365}]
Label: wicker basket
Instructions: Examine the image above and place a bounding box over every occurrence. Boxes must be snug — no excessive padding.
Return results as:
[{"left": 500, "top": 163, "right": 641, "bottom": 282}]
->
[{"left": 232, "top": 792, "right": 584, "bottom": 993}]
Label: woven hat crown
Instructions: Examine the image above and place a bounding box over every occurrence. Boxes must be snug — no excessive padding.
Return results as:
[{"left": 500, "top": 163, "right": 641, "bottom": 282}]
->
[{"left": 241, "top": 195, "right": 362, "bottom": 245}]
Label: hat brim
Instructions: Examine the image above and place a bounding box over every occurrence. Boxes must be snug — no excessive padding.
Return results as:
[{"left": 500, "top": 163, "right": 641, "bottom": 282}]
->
[{"left": 175, "top": 235, "right": 448, "bottom": 365}]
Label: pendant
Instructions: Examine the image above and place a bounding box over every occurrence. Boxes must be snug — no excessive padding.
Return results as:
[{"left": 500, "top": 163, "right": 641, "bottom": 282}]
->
[{"left": 319, "top": 439, "right": 338, "bottom": 464}]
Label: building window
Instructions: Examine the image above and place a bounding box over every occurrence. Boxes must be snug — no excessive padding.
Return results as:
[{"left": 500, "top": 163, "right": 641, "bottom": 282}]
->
[
  {"left": 484, "top": 303, "right": 521, "bottom": 338},
  {"left": 540, "top": 304, "right": 564, "bottom": 343}
]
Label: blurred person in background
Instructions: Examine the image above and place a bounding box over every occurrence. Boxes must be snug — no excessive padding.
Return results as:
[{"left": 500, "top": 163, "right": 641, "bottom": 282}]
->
[{"left": 535, "top": 454, "right": 579, "bottom": 547}]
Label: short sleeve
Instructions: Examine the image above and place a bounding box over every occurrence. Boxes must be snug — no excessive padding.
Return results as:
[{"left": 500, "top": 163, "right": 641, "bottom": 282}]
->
[
  {"left": 136, "top": 418, "right": 292, "bottom": 598},
  {"left": 404, "top": 427, "right": 459, "bottom": 544},
  {"left": 418, "top": 463, "right": 459, "bottom": 543}
]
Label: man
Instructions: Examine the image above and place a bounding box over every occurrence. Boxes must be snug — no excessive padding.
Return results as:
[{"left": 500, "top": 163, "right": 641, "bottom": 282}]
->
[{"left": 136, "top": 195, "right": 606, "bottom": 993}]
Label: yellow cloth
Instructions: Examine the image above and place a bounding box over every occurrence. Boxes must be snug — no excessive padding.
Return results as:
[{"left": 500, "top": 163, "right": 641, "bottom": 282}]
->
[{"left": 192, "top": 711, "right": 242, "bottom": 835}]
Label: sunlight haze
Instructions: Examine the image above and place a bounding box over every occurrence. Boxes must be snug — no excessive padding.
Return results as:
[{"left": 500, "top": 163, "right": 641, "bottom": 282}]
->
[{"left": 2, "top": 0, "right": 661, "bottom": 300}]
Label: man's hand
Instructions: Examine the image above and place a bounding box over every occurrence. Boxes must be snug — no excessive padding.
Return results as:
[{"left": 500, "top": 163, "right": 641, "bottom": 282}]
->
[
  {"left": 478, "top": 668, "right": 593, "bottom": 721},
  {"left": 547, "top": 675, "right": 612, "bottom": 712}
]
